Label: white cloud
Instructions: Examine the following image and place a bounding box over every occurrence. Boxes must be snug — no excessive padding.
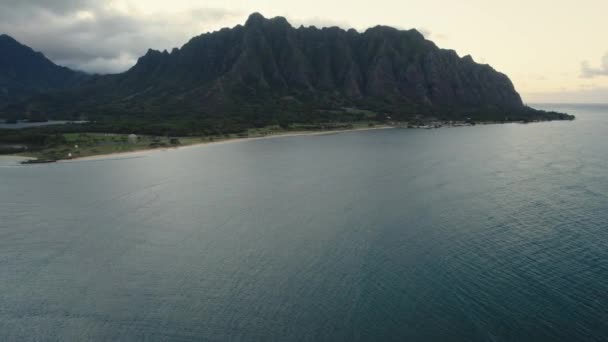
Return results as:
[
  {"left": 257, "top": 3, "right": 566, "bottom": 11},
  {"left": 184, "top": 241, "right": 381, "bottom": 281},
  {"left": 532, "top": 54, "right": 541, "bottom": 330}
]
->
[
  {"left": 417, "top": 28, "right": 432, "bottom": 38},
  {"left": 524, "top": 86, "right": 608, "bottom": 104},
  {"left": 287, "top": 16, "right": 354, "bottom": 30},
  {"left": 581, "top": 52, "right": 608, "bottom": 78},
  {"left": 62, "top": 52, "right": 137, "bottom": 74}
]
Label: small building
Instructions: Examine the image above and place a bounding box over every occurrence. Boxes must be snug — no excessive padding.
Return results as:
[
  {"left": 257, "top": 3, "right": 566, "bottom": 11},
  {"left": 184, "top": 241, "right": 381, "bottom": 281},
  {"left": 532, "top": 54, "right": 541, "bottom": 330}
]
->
[{"left": 128, "top": 134, "right": 138, "bottom": 144}]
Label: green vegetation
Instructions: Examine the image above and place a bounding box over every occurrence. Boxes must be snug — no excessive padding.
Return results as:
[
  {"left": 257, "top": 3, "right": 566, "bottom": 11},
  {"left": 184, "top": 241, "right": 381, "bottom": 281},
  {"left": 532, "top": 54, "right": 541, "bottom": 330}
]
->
[
  {"left": 0, "top": 14, "right": 574, "bottom": 130},
  {"left": 1, "top": 121, "right": 384, "bottom": 162},
  {"left": 0, "top": 14, "right": 575, "bottom": 164},
  {"left": 0, "top": 34, "right": 89, "bottom": 108},
  {"left": 11, "top": 133, "right": 176, "bottom": 161}
]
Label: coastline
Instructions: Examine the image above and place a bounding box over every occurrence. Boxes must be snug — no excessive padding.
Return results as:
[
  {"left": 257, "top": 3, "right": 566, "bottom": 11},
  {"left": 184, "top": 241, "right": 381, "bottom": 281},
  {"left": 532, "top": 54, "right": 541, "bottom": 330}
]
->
[
  {"left": 10, "top": 117, "right": 574, "bottom": 164},
  {"left": 49, "top": 126, "right": 395, "bottom": 163}
]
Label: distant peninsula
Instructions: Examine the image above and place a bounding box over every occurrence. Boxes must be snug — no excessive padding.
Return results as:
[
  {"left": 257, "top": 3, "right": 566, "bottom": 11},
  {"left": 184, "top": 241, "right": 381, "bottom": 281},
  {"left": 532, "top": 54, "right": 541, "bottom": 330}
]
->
[{"left": 0, "top": 13, "right": 574, "bottom": 161}]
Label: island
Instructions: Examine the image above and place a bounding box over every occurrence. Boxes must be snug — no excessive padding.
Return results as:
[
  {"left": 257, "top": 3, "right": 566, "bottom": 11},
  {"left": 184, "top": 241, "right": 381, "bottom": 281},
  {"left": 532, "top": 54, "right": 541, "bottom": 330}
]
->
[{"left": 0, "top": 13, "right": 574, "bottom": 162}]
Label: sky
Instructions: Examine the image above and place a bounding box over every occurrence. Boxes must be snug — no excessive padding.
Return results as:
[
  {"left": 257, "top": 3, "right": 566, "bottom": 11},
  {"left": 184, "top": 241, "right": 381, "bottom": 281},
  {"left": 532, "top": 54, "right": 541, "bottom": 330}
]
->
[{"left": 0, "top": 0, "right": 607, "bottom": 103}]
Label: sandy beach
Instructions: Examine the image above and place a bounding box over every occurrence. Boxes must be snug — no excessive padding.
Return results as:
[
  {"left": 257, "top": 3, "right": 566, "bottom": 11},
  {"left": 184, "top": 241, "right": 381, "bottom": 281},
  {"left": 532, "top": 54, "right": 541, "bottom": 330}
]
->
[{"left": 56, "top": 126, "right": 394, "bottom": 163}]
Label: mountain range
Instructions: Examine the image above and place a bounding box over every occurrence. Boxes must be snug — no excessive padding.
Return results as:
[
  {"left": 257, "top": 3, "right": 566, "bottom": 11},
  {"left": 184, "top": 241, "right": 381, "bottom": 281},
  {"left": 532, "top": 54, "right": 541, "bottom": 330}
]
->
[
  {"left": 0, "top": 13, "right": 573, "bottom": 133},
  {"left": 0, "top": 34, "right": 88, "bottom": 108}
]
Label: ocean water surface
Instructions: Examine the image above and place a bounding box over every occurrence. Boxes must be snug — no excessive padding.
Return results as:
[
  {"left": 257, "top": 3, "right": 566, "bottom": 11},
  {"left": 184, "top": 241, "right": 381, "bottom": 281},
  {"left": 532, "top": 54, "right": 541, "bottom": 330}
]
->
[{"left": 1, "top": 104, "right": 607, "bottom": 341}]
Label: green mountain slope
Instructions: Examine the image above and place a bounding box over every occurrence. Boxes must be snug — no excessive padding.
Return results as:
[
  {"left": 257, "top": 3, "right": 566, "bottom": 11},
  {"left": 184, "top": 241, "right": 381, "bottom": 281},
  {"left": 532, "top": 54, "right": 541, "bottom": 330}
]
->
[
  {"left": 0, "top": 34, "right": 88, "bottom": 109},
  {"left": 1, "top": 14, "right": 573, "bottom": 132}
]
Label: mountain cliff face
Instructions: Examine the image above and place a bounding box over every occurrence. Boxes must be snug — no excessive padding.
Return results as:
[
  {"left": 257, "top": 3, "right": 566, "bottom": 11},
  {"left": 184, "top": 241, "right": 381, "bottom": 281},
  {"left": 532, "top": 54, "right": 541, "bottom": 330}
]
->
[
  {"left": 2, "top": 14, "right": 572, "bottom": 128},
  {"left": 0, "top": 34, "right": 87, "bottom": 107},
  {"left": 130, "top": 13, "right": 522, "bottom": 105}
]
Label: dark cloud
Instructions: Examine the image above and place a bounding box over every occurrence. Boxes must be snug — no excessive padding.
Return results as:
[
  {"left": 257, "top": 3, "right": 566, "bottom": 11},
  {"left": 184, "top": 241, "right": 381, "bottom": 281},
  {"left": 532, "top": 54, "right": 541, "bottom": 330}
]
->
[
  {"left": 0, "top": 1, "right": 242, "bottom": 74},
  {"left": 581, "top": 52, "right": 608, "bottom": 78},
  {"left": 0, "top": 3, "right": 445, "bottom": 74},
  {"left": 0, "top": 0, "right": 97, "bottom": 13}
]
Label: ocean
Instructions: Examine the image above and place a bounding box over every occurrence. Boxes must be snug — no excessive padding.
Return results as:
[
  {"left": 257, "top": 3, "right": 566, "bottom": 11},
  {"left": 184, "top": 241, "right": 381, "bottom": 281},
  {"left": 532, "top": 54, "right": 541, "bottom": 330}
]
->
[{"left": 1, "top": 104, "right": 607, "bottom": 341}]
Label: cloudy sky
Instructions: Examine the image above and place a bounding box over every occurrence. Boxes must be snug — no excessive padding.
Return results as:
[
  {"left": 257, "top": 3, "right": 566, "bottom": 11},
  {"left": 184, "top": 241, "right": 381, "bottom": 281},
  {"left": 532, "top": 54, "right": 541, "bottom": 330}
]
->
[{"left": 1, "top": 0, "right": 607, "bottom": 103}]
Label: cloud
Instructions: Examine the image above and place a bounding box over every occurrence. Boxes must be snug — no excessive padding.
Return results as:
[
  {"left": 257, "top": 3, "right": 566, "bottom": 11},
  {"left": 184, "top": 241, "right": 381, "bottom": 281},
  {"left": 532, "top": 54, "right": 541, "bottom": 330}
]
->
[
  {"left": 523, "top": 85, "right": 608, "bottom": 104},
  {"left": 581, "top": 52, "right": 608, "bottom": 78},
  {"left": 408, "top": 27, "right": 447, "bottom": 41},
  {"left": 0, "top": 0, "right": 97, "bottom": 13},
  {"left": 417, "top": 28, "right": 432, "bottom": 38},
  {"left": 0, "top": 1, "right": 243, "bottom": 74},
  {"left": 0, "top": 2, "right": 448, "bottom": 74},
  {"left": 286, "top": 15, "right": 441, "bottom": 40},
  {"left": 286, "top": 16, "right": 355, "bottom": 30}
]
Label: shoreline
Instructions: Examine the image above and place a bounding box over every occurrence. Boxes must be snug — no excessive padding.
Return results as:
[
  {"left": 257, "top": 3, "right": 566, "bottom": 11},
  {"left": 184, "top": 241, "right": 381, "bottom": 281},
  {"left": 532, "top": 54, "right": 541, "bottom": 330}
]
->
[
  {"left": 51, "top": 126, "right": 395, "bottom": 163},
  {"left": 10, "top": 117, "right": 573, "bottom": 164}
]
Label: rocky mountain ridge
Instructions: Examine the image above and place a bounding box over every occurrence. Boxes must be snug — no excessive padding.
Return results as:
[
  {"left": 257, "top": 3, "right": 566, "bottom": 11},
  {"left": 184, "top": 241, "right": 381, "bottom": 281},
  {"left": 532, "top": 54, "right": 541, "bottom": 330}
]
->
[{"left": 0, "top": 13, "right": 573, "bottom": 129}]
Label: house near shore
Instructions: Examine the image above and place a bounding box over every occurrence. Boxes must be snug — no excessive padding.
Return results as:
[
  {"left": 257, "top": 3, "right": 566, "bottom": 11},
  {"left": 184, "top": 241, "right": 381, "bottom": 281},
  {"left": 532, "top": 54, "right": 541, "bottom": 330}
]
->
[{"left": 128, "top": 134, "right": 138, "bottom": 144}]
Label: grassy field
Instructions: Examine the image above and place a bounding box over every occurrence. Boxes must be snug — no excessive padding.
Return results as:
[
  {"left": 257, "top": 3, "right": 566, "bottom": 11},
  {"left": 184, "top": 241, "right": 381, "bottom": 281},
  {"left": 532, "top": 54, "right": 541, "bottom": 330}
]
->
[
  {"left": 19, "top": 122, "right": 382, "bottom": 162},
  {"left": 21, "top": 133, "right": 188, "bottom": 161}
]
